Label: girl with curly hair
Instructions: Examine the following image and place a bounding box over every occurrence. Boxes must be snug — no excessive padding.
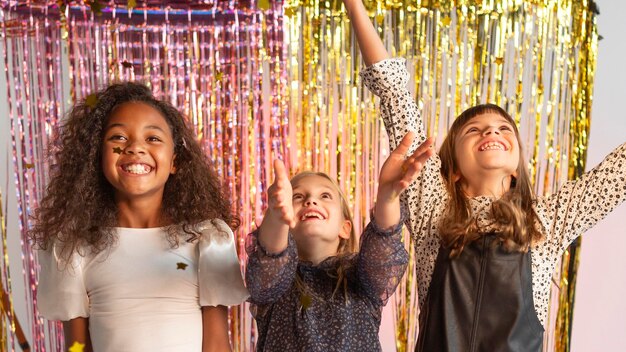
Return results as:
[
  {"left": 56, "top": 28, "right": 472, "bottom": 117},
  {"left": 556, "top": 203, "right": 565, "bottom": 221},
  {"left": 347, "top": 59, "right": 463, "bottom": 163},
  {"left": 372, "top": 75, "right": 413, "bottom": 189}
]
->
[
  {"left": 31, "top": 82, "right": 248, "bottom": 352},
  {"left": 345, "top": 0, "right": 626, "bottom": 350}
]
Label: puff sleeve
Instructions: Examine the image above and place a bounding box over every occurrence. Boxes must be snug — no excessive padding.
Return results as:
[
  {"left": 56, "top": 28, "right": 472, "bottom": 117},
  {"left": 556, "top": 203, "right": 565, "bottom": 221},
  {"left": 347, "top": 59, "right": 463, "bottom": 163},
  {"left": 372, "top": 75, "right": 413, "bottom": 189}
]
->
[
  {"left": 198, "top": 219, "right": 249, "bottom": 306},
  {"left": 37, "top": 244, "right": 89, "bottom": 321}
]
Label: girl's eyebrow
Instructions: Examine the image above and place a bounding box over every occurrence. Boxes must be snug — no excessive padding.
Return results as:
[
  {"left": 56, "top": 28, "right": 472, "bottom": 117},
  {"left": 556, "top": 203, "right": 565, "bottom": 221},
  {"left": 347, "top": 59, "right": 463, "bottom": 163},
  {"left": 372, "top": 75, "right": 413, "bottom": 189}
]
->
[
  {"left": 105, "top": 123, "right": 167, "bottom": 133},
  {"left": 292, "top": 184, "right": 335, "bottom": 193},
  {"left": 464, "top": 117, "right": 512, "bottom": 128}
]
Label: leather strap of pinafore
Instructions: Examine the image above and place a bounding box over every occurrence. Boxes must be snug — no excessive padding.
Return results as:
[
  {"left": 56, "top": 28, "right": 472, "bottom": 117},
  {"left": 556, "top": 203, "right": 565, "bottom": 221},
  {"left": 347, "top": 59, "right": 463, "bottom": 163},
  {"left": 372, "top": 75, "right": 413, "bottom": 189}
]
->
[{"left": 416, "top": 233, "right": 544, "bottom": 352}]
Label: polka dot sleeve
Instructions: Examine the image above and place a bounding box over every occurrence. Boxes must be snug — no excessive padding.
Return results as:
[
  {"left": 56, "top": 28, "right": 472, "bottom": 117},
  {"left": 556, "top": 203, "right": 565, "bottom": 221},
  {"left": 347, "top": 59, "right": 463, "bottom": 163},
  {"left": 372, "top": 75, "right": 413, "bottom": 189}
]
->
[
  {"left": 536, "top": 142, "right": 626, "bottom": 252},
  {"left": 360, "top": 59, "right": 448, "bottom": 244}
]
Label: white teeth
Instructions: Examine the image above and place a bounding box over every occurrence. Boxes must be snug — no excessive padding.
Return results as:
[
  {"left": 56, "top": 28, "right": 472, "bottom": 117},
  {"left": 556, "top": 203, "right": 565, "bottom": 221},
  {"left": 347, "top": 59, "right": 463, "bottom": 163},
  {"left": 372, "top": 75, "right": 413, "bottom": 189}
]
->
[
  {"left": 123, "top": 163, "right": 151, "bottom": 174},
  {"left": 480, "top": 142, "right": 506, "bottom": 151},
  {"left": 300, "top": 212, "right": 324, "bottom": 221}
]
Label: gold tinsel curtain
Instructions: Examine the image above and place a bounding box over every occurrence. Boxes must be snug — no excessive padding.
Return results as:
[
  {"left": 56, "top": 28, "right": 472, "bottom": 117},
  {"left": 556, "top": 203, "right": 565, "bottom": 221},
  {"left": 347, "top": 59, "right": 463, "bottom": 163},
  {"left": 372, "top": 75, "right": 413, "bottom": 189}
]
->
[{"left": 283, "top": 0, "right": 598, "bottom": 351}]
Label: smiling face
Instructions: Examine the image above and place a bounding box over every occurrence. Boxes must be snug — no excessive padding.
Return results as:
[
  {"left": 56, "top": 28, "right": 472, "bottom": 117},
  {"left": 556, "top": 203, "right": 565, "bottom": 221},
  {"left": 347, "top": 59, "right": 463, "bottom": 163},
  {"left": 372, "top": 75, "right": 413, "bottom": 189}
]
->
[
  {"left": 454, "top": 112, "right": 520, "bottom": 178},
  {"left": 101, "top": 102, "right": 176, "bottom": 205},
  {"left": 290, "top": 174, "right": 353, "bottom": 259}
]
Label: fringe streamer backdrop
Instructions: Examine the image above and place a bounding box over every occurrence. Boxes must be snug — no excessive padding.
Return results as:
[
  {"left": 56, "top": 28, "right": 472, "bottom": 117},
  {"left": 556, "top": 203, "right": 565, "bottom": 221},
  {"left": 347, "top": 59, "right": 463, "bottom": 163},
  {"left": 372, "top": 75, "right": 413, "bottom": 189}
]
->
[
  {"left": 1, "top": 188, "right": 17, "bottom": 350},
  {"left": 0, "top": 4, "right": 67, "bottom": 350},
  {"left": 0, "top": 0, "right": 598, "bottom": 351}
]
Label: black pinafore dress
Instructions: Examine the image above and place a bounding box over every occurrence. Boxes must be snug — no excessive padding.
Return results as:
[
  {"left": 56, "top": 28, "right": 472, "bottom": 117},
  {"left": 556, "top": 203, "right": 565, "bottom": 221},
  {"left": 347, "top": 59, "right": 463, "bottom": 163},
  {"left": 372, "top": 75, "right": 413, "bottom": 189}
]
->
[{"left": 416, "top": 233, "right": 544, "bottom": 352}]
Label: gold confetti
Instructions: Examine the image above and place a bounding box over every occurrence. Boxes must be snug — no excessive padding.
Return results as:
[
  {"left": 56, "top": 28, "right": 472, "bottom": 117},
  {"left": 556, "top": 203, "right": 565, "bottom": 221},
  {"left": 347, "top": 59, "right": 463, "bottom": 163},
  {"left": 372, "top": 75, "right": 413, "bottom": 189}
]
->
[
  {"left": 441, "top": 16, "right": 451, "bottom": 26},
  {"left": 495, "top": 57, "right": 503, "bottom": 65},
  {"left": 284, "top": 6, "right": 296, "bottom": 18},
  {"left": 299, "top": 293, "right": 312, "bottom": 310},
  {"left": 68, "top": 341, "right": 85, "bottom": 352},
  {"left": 376, "top": 14, "right": 384, "bottom": 25},
  {"left": 176, "top": 262, "right": 188, "bottom": 270},
  {"left": 127, "top": 0, "right": 136, "bottom": 9},
  {"left": 257, "top": 0, "right": 270, "bottom": 11},
  {"left": 112, "top": 147, "right": 123, "bottom": 154},
  {"left": 24, "top": 163, "right": 34, "bottom": 169},
  {"left": 215, "top": 71, "right": 223, "bottom": 82},
  {"left": 85, "top": 93, "right": 99, "bottom": 109}
]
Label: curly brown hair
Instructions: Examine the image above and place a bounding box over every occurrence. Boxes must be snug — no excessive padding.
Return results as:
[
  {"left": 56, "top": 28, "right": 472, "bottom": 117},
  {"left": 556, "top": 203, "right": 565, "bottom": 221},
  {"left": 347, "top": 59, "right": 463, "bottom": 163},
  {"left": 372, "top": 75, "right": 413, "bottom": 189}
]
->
[
  {"left": 438, "top": 104, "right": 543, "bottom": 257},
  {"left": 29, "top": 82, "right": 239, "bottom": 261}
]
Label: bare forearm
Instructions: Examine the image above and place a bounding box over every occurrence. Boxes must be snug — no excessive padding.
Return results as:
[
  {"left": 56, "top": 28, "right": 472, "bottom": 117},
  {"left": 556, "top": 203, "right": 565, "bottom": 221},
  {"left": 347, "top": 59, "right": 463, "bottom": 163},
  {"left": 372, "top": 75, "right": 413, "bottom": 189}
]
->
[
  {"left": 63, "top": 318, "right": 92, "bottom": 352},
  {"left": 343, "top": 0, "right": 389, "bottom": 66},
  {"left": 258, "top": 211, "right": 290, "bottom": 254},
  {"left": 373, "top": 193, "right": 401, "bottom": 229}
]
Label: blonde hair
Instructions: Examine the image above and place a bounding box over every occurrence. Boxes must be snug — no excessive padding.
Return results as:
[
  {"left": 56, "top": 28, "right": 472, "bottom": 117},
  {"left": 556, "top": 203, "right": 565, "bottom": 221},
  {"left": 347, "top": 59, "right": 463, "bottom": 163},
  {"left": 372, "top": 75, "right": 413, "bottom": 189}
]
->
[
  {"left": 438, "top": 104, "right": 543, "bottom": 257},
  {"left": 290, "top": 171, "right": 358, "bottom": 301}
]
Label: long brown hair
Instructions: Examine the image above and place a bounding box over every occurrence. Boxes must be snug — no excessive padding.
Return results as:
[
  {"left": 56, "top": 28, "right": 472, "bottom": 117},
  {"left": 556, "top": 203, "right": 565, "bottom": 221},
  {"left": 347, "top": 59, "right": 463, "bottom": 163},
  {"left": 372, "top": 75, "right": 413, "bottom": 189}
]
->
[
  {"left": 29, "top": 82, "right": 239, "bottom": 262},
  {"left": 438, "top": 104, "right": 542, "bottom": 257},
  {"left": 289, "top": 171, "right": 358, "bottom": 300}
]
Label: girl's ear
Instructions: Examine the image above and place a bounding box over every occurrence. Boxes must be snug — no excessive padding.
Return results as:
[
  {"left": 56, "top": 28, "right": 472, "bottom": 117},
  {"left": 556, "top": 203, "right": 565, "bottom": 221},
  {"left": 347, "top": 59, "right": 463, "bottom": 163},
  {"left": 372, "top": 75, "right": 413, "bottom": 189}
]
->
[
  {"left": 452, "top": 171, "right": 462, "bottom": 182},
  {"left": 338, "top": 220, "right": 352, "bottom": 240},
  {"left": 170, "top": 154, "right": 177, "bottom": 174}
]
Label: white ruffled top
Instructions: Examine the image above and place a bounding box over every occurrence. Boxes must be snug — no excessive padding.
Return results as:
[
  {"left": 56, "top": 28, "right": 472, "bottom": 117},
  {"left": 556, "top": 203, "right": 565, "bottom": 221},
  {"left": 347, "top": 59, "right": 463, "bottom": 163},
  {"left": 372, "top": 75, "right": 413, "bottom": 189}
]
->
[{"left": 37, "top": 219, "right": 249, "bottom": 352}]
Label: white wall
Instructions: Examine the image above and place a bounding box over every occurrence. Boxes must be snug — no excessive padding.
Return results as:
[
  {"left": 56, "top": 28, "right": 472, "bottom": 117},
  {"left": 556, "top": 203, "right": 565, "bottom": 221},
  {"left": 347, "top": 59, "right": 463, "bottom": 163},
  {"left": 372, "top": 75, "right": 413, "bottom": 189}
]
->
[{"left": 570, "top": 1, "right": 626, "bottom": 350}]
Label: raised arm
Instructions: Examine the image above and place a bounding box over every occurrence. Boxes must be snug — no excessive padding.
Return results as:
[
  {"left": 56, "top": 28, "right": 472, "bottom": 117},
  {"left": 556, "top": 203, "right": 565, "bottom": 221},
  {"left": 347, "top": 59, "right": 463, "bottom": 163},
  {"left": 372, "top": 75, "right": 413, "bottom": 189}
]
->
[
  {"left": 346, "top": 0, "right": 445, "bottom": 242},
  {"left": 245, "top": 160, "right": 298, "bottom": 305},
  {"left": 374, "top": 132, "right": 434, "bottom": 228},
  {"left": 343, "top": 0, "right": 389, "bottom": 66},
  {"left": 538, "top": 142, "right": 626, "bottom": 251},
  {"left": 258, "top": 159, "right": 295, "bottom": 253},
  {"left": 358, "top": 133, "right": 433, "bottom": 303}
]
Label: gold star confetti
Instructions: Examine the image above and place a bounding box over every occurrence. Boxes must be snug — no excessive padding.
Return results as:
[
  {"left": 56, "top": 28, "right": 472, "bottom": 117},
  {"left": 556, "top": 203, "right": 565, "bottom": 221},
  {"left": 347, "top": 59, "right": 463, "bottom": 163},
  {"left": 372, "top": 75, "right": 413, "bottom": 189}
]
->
[
  {"left": 127, "top": 0, "right": 136, "bottom": 9},
  {"left": 284, "top": 6, "right": 296, "bottom": 17},
  {"left": 299, "top": 293, "right": 312, "bottom": 310},
  {"left": 68, "top": 341, "right": 85, "bottom": 352},
  {"left": 85, "top": 93, "right": 99, "bottom": 109},
  {"left": 441, "top": 16, "right": 451, "bottom": 26},
  {"left": 495, "top": 57, "right": 504, "bottom": 65},
  {"left": 24, "top": 163, "right": 34, "bottom": 169},
  {"left": 112, "top": 147, "right": 124, "bottom": 154},
  {"left": 376, "top": 14, "right": 384, "bottom": 25},
  {"left": 176, "top": 262, "right": 188, "bottom": 270},
  {"left": 257, "top": 0, "right": 270, "bottom": 10},
  {"left": 215, "top": 71, "right": 223, "bottom": 82}
]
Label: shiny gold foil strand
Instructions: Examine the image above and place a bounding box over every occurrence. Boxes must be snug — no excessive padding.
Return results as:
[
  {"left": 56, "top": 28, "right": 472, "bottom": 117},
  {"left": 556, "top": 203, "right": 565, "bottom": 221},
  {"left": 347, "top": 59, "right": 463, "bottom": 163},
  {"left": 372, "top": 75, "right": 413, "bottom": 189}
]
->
[
  {"left": 552, "top": 1, "right": 598, "bottom": 351},
  {"left": 0, "top": 189, "right": 8, "bottom": 352},
  {"left": 284, "top": 1, "right": 383, "bottom": 238},
  {"left": 286, "top": 1, "right": 597, "bottom": 351}
]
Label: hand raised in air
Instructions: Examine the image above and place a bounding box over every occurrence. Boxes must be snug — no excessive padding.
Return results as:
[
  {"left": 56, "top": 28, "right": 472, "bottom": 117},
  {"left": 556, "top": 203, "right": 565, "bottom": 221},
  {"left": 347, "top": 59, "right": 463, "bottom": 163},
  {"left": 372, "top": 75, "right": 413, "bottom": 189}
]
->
[
  {"left": 267, "top": 159, "right": 296, "bottom": 228},
  {"left": 377, "top": 132, "right": 435, "bottom": 204}
]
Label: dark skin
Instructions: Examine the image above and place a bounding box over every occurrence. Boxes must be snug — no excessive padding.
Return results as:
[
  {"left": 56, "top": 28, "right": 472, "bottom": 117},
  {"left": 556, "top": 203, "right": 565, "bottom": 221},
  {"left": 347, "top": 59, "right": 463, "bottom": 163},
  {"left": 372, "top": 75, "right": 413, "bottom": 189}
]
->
[{"left": 63, "top": 318, "right": 92, "bottom": 352}]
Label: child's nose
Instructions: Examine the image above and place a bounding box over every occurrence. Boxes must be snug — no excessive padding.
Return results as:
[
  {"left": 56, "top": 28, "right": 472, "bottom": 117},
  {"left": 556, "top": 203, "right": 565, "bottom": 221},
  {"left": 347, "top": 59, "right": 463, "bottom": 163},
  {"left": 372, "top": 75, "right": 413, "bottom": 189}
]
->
[
  {"left": 304, "top": 198, "right": 318, "bottom": 206},
  {"left": 483, "top": 127, "right": 500, "bottom": 136},
  {"left": 124, "top": 141, "right": 146, "bottom": 154}
]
